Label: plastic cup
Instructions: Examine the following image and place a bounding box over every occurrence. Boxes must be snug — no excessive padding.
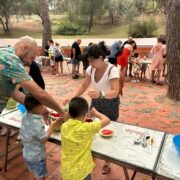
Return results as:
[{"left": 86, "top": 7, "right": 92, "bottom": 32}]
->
[{"left": 18, "top": 104, "right": 27, "bottom": 114}]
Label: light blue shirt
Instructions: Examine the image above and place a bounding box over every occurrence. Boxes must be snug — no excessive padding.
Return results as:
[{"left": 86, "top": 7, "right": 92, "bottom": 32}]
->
[
  {"left": 108, "top": 41, "right": 122, "bottom": 58},
  {"left": 20, "top": 113, "right": 47, "bottom": 161}
]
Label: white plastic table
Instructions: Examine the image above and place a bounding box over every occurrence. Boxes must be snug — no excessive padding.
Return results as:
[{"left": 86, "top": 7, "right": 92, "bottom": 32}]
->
[
  {"left": 155, "top": 134, "right": 180, "bottom": 180},
  {"left": 0, "top": 110, "right": 166, "bottom": 179}
]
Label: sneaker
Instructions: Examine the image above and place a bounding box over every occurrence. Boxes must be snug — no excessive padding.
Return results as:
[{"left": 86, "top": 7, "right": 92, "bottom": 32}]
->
[
  {"left": 151, "top": 80, "right": 156, "bottom": 84},
  {"left": 1, "top": 127, "right": 7, "bottom": 136},
  {"left": 136, "top": 79, "right": 140, "bottom": 82},
  {"left": 131, "top": 80, "right": 136, "bottom": 83},
  {"left": 72, "top": 75, "right": 79, "bottom": 79},
  {"left": 16, "top": 135, "right": 21, "bottom": 141}
]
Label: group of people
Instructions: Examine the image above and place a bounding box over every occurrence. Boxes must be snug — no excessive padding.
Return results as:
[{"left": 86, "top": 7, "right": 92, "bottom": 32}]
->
[
  {"left": 44, "top": 39, "right": 64, "bottom": 75},
  {"left": 0, "top": 35, "right": 167, "bottom": 180},
  {"left": 0, "top": 36, "right": 121, "bottom": 179}
]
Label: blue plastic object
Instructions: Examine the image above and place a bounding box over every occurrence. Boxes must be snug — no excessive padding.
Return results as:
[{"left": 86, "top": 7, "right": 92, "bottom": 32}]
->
[
  {"left": 173, "top": 134, "right": 180, "bottom": 155},
  {"left": 18, "top": 104, "right": 27, "bottom": 114}
]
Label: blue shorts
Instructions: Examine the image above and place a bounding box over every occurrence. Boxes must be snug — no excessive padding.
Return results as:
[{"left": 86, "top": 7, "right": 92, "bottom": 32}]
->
[
  {"left": 71, "top": 58, "right": 79, "bottom": 65},
  {"left": 24, "top": 159, "right": 47, "bottom": 178},
  {"left": 84, "top": 174, "right": 91, "bottom": 180}
]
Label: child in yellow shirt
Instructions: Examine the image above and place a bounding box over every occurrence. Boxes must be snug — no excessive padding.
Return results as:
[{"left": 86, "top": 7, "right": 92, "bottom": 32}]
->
[{"left": 61, "top": 97, "right": 110, "bottom": 180}]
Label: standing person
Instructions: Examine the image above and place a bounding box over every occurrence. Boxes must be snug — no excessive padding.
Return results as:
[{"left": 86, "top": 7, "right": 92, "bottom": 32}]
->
[
  {"left": 117, "top": 41, "right": 136, "bottom": 95},
  {"left": 108, "top": 40, "right": 123, "bottom": 65},
  {"left": 30, "top": 61, "right": 45, "bottom": 89},
  {"left": 131, "top": 52, "right": 141, "bottom": 82},
  {"left": 20, "top": 94, "right": 61, "bottom": 180},
  {"left": 48, "top": 40, "right": 56, "bottom": 75},
  {"left": 0, "top": 36, "right": 67, "bottom": 121},
  {"left": 150, "top": 37, "right": 166, "bottom": 85},
  {"left": 123, "top": 37, "right": 137, "bottom": 77},
  {"left": 44, "top": 40, "right": 50, "bottom": 57},
  {"left": 61, "top": 97, "right": 110, "bottom": 180},
  {"left": 66, "top": 44, "right": 119, "bottom": 174},
  {"left": 81, "top": 42, "right": 93, "bottom": 77},
  {"left": 54, "top": 42, "right": 64, "bottom": 76},
  {"left": 71, "top": 39, "right": 82, "bottom": 79}
]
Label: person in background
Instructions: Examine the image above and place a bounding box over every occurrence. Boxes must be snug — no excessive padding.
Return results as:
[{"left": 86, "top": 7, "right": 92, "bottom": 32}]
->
[
  {"left": 150, "top": 37, "right": 166, "bottom": 85},
  {"left": 0, "top": 36, "right": 67, "bottom": 124},
  {"left": 122, "top": 37, "right": 137, "bottom": 77},
  {"left": 61, "top": 97, "right": 110, "bottom": 180},
  {"left": 20, "top": 94, "right": 61, "bottom": 180},
  {"left": 71, "top": 39, "right": 82, "bottom": 79},
  {"left": 48, "top": 40, "right": 56, "bottom": 75},
  {"left": 117, "top": 41, "right": 136, "bottom": 95},
  {"left": 81, "top": 42, "right": 93, "bottom": 77},
  {"left": 98, "top": 41, "right": 110, "bottom": 57},
  {"left": 44, "top": 39, "right": 52, "bottom": 57},
  {"left": 54, "top": 42, "right": 64, "bottom": 76},
  {"left": 108, "top": 40, "right": 123, "bottom": 65},
  {"left": 131, "top": 52, "right": 141, "bottom": 82},
  {"left": 140, "top": 56, "right": 148, "bottom": 79},
  {"left": 30, "top": 61, "right": 45, "bottom": 90}
]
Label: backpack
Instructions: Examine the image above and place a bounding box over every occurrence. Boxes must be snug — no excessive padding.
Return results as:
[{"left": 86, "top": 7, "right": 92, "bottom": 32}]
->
[
  {"left": 54, "top": 47, "right": 61, "bottom": 57},
  {"left": 115, "top": 46, "right": 123, "bottom": 57}
]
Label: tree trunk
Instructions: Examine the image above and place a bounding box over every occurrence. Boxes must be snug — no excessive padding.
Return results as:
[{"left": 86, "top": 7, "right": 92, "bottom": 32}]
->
[
  {"left": 4, "top": 13, "right": 10, "bottom": 33},
  {"left": 38, "top": 0, "right": 52, "bottom": 49},
  {"left": 0, "top": 17, "right": 7, "bottom": 33},
  {"left": 109, "top": 9, "right": 114, "bottom": 24},
  {"left": 166, "top": 0, "right": 180, "bottom": 101},
  {"left": 88, "top": 14, "right": 94, "bottom": 33}
]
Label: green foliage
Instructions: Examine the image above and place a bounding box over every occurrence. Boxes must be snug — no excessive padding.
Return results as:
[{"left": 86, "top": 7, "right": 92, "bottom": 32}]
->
[
  {"left": 128, "top": 18, "right": 157, "bottom": 37},
  {"left": 55, "top": 19, "right": 86, "bottom": 35}
]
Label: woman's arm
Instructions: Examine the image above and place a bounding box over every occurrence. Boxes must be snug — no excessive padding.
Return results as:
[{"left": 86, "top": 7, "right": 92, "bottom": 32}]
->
[
  {"left": 74, "top": 74, "right": 91, "bottom": 96},
  {"left": 104, "top": 78, "right": 119, "bottom": 99}
]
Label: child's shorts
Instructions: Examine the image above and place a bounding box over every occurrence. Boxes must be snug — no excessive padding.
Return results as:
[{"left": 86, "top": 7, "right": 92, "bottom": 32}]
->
[{"left": 24, "top": 159, "right": 47, "bottom": 178}]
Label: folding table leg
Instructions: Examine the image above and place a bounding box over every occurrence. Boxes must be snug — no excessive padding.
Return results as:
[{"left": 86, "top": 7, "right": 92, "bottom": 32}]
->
[
  {"left": 122, "top": 167, "right": 130, "bottom": 180},
  {"left": 131, "top": 170, "right": 137, "bottom": 180},
  {"left": 4, "top": 128, "right": 10, "bottom": 172}
]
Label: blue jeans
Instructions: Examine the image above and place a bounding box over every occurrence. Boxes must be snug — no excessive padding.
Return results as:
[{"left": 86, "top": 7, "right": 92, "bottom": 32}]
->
[
  {"left": 24, "top": 159, "right": 47, "bottom": 178},
  {"left": 84, "top": 174, "right": 91, "bottom": 180}
]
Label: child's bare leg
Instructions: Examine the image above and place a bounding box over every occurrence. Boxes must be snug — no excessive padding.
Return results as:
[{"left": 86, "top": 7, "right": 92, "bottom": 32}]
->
[
  {"left": 55, "top": 62, "right": 59, "bottom": 74},
  {"left": 60, "top": 61, "right": 63, "bottom": 75}
]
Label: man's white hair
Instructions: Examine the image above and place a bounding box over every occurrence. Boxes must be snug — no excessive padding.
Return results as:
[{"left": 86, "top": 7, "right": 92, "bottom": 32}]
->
[{"left": 14, "top": 36, "right": 38, "bottom": 48}]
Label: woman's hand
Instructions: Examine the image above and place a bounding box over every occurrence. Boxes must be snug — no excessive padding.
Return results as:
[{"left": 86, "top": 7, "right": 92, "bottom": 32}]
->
[
  {"left": 89, "top": 107, "right": 98, "bottom": 117},
  {"left": 88, "top": 90, "right": 100, "bottom": 99}
]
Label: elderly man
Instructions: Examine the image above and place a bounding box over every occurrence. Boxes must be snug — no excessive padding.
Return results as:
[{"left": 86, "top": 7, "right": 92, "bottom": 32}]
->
[{"left": 0, "top": 36, "right": 66, "bottom": 127}]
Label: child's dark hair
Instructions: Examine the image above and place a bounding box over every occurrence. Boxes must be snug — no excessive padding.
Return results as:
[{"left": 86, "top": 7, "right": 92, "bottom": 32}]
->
[
  {"left": 134, "top": 52, "right": 139, "bottom": 58},
  {"left": 86, "top": 44, "right": 106, "bottom": 59},
  {"left": 69, "top": 97, "right": 88, "bottom": 118},
  {"left": 24, "top": 94, "right": 42, "bottom": 111},
  {"left": 49, "top": 39, "right": 54, "bottom": 43}
]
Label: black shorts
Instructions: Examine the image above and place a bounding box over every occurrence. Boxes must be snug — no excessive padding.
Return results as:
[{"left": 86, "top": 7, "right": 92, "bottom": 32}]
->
[
  {"left": 108, "top": 57, "right": 117, "bottom": 65},
  {"left": 55, "top": 55, "right": 63, "bottom": 62}
]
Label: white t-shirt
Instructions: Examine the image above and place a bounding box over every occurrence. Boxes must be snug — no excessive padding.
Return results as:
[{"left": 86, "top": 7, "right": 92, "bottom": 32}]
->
[{"left": 86, "top": 63, "right": 119, "bottom": 92}]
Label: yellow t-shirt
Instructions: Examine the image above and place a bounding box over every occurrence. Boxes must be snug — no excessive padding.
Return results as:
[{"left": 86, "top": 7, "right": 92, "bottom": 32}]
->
[{"left": 61, "top": 119, "right": 101, "bottom": 180}]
